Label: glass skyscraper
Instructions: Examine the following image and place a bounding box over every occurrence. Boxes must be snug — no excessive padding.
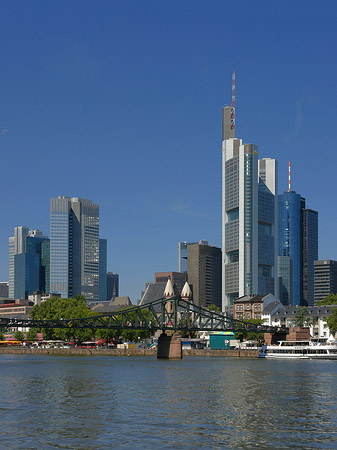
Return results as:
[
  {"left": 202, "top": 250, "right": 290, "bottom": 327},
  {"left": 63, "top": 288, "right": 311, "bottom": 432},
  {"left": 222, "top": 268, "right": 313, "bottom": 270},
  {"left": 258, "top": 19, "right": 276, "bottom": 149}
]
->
[
  {"left": 99, "top": 238, "right": 107, "bottom": 302},
  {"left": 278, "top": 192, "right": 318, "bottom": 306},
  {"left": 278, "top": 191, "right": 302, "bottom": 306},
  {"left": 50, "top": 196, "right": 100, "bottom": 301},
  {"left": 9, "top": 227, "right": 49, "bottom": 299}
]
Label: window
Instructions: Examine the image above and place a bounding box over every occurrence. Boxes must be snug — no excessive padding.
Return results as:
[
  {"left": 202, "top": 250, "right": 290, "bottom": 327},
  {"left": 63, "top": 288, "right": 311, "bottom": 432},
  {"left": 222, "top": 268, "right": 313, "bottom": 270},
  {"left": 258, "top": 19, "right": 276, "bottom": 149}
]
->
[{"left": 246, "top": 304, "right": 250, "bottom": 310}]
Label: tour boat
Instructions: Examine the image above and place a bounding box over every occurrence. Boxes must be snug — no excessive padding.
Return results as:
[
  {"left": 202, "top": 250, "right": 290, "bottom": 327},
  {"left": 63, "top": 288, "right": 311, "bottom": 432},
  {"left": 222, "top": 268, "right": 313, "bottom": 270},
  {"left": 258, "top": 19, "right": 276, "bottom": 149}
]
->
[{"left": 259, "top": 340, "right": 337, "bottom": 360}]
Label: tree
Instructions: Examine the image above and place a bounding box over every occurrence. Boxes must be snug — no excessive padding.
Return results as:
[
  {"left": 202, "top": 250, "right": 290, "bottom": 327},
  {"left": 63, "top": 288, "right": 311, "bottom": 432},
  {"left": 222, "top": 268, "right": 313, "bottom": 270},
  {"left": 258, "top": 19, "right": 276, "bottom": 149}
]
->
[
  {"left": 0, "top": 331, "right": 4, "bottom": 341},
  {"left": 235, "top": 319, "right": 265, "bottom": 342},
  {"left": 14, "top": 331, "right": 25, "bottom": 341},
  {"left": 317, "top": 294, "right": 337, "bottom": 306},
  {"left": 30, "top": 295, "right": 97, "bottom": 342},
  {"left": 26, "top": 328, "right": 38, "bottom": 341},
  {"left": 207, "top": 304, "right": 221, "bottom": 313},
  {"left": 294, "top": 306, "right": 312, "bottom": 327},
  {"left": 327, "top": 310, "right": 337, "bottom": 335}
]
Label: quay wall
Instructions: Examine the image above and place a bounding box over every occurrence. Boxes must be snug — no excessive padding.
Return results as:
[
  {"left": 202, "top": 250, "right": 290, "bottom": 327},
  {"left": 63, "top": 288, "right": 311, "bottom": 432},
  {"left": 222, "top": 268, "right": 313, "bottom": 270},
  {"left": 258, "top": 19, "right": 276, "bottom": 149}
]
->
[{"left": 0, "top": 347, "right": 260, "bottom": 358}]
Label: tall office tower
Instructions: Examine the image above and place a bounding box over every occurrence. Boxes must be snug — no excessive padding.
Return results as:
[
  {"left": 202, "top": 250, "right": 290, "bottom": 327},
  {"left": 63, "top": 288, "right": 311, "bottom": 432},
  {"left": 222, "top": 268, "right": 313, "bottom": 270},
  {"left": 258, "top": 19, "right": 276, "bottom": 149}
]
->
[
  {"left": 107, "top": 272, "right": 119, "bottom": 300},
  {"left": 314, "top": 260, "right": 337, "bottom": 303},
  {"left": 278, "top": 164, "right": 318, "bottom": 306},
  {"left": 278, "top": 191, "right": 302, "bottom": 306},
  {"left": 8, "top": 226, "right": 29, "bottom": 298},
  {"left": 222, "top": 73, "right": 279, "bottom": 310},
  {"left": 178, "top": 240, "right": 208, "bottom": 273},
  {"left": 258, "top": 158, "right": 278, "bottom": 297},
  {"left": 50, "top": 196, "right": 100, "bottom": 301},
  {"left": 9, "top": 228, "right": 49, "bottom": 299},
  {"left": 99, "top": 239, "right": 107, "bottom": 301},
  {"left": 302, "top": 208, "right": 318, "bottom": 306},
  {"left": 187, "top": 242, "right": 222, "bottom": 309},
  {"left": 222, "top": 73, "right": 260, "bottom": 308},
  {"left": 278, "top": 255, "right": 293, "bottom": 305}
]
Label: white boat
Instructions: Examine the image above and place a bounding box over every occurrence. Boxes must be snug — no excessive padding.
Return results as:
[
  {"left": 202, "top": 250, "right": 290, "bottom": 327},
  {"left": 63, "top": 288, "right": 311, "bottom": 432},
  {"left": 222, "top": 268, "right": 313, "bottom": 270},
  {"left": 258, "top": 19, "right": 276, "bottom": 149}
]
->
[{"left": 259, "top": 340, "right": 337, "bottom": 360}]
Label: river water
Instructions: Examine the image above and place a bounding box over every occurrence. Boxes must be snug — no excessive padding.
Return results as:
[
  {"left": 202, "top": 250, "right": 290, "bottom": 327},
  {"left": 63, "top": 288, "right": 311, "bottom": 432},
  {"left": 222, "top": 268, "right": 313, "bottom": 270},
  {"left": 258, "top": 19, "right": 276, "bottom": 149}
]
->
[{"left": 1, "top": 354, "right": 337, "bottom": 450}]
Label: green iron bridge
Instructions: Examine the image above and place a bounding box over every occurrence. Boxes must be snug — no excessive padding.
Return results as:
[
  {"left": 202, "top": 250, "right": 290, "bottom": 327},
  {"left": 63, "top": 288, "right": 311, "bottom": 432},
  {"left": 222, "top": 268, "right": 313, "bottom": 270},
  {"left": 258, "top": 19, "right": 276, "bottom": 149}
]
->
[{"left": 0, "top": 296, "right": 287, "bottom": 335}]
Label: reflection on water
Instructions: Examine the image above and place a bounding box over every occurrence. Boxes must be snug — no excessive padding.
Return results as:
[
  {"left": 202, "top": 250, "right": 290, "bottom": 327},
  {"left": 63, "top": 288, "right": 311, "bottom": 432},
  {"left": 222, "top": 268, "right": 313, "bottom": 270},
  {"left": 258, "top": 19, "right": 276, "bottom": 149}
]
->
[{"left": 0, "top": 355, "right": 337, "bottom": 449}]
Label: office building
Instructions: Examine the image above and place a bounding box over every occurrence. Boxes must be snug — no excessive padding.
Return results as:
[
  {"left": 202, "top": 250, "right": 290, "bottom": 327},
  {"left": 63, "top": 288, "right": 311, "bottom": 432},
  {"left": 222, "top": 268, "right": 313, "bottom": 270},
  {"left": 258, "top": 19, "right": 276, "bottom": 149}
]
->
[
  {"left": 187, "top": 242, "right": 222, "bottom": 309},
  {"left": 278, "top": 186, "right": 318, "bottom": 306},
  {"left": 178, "top": 241, "right": 208, "bottom": 273},
  {"left": 302, "top": 208, "right": 318, "bottom": 306},
  {"left": 8, "top": 226, "right": 29, "bottom": 298},
  {"left": 154, "top": 272, "right": 187, "bottom": 294},
  {"left": 0, "top": 282, "right": 9, "bottom": 298},
  {"left": 99, "top": 239, "right": 107, "bottom": 301},
  {"left": 222, "top": 72, "right": 278, "bottom": 309},
  {"left": 9, "top": 228, "right": 49, "bottom": 299},
  {"left": 107, "top": 272, "right": 119, "bottom": 300},
  {"left": 258, "top": 158, "right": 278, "bottom": 297},
  {"left": 278, "top": 255, "right": 293, "bottom": 305},
  {"left": 50, "top": 196, "right": 100, "bottom": 301},
  {"left": 278, "top": 190, "right": 302, "bottom": 306},
  {"left": 314, "top": 260, "right": 337, "bottom": 303}
]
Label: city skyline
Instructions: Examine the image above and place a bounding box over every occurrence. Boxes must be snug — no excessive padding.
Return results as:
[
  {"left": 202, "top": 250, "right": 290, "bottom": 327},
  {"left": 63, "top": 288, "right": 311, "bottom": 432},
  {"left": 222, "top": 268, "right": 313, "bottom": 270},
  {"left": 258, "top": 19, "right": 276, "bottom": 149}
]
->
[{"left": 1, "top": 2, "right": 337, "bottom": 303}]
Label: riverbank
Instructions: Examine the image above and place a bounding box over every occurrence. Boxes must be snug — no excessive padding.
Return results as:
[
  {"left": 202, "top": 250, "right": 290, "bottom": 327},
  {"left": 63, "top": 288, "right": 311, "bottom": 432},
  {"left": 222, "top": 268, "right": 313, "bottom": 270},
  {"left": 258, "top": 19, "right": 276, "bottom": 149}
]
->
[{"left": 0, "top": 347, "right": 260, "bottom": 357}]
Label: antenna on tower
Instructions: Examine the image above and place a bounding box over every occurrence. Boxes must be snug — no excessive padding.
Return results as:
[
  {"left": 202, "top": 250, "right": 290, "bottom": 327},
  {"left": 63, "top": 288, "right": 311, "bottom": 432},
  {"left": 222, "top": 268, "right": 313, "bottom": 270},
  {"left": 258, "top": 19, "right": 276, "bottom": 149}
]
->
[
  {"left": 230, "top": 70, "right": 235, "bottom": 130},
  {"left": 288, "top": 161, "right": 291, "bottom": 191}
]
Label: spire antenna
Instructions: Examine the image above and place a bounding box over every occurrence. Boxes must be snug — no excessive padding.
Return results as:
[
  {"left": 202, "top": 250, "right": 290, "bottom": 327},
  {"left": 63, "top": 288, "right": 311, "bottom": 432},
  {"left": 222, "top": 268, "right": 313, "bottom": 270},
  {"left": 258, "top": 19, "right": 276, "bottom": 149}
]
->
[
  {"left": 230, "top": 70, "right": 235, "bottom": 130},
  {"left": 288, "top": 161, "right": 291, "bottom": 191}
]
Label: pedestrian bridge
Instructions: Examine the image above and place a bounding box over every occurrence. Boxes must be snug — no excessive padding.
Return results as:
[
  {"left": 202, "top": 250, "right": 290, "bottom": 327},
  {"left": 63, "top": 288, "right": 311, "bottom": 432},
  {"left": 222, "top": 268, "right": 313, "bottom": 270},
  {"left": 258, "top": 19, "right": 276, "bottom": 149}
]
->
[{"left": 0, "top": 296, "right": 287, "bottom": 334}]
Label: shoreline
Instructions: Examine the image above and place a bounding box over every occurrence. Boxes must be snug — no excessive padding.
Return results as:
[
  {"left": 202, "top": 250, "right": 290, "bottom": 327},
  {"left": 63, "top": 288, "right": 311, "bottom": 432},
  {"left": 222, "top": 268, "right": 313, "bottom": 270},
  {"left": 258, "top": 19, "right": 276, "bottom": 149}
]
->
[{"left": 0, "top": 347, "right": 260, "bottom": 358}]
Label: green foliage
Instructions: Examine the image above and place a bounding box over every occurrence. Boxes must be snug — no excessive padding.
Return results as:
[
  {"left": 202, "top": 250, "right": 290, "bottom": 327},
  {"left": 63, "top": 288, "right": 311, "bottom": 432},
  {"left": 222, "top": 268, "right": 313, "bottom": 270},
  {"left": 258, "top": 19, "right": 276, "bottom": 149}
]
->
[
  {"left": 294, "top": 306, "right": 312, "bottom": 327},
  {"left": 179, "top": 317, "right": 197, "bottom": 338},
  {"left": 317, "top": 294, "right": 337, "bottom": 306},
  {"left": 14, "top": 331, "right": 25, "bottom": 341},
  {"left": 31, "top": 295, "right": 97, "bottom": 342},
  {"left": 25, "top": 328, "right": 38, "bottom": 341},
  {"left": 207, "top": 304, "right": 221, "bottom": 312},
  {"left": 327, "top": 310, "right": 337, "bottom": 334},
  {"left": 0, "top": 331, "right": 4, "bottom": 341},
  {"left": 235, "top": 318, "right": 265, "bottom": 342}
]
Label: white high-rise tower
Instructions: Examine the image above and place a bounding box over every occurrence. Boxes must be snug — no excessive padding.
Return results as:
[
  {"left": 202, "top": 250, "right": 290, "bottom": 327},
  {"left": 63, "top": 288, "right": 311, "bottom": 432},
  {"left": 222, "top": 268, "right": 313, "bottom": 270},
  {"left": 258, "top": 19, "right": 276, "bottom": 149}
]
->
[{"left": 222, "top": 73, "right": 278, "bottom": 310}]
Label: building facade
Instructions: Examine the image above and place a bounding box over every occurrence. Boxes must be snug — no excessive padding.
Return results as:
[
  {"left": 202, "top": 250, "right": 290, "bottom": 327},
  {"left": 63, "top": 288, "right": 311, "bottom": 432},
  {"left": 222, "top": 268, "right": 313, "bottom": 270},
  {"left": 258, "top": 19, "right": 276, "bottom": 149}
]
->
[
  {"left": 50, "top": 196, "right": 100, "bottom": 301},
  {"left": 302, "top": 208, "right": 318, "bottom": 306},
  {"left": 9, "top": 227, "right": 49, "bottom": 299},
  {"left": 278, "top": 191, "right": 318, "bottom": 306},
  {"left": 314, "top": 260, "right": 337, "bottom": 303},
  {"left": 99, "top": 239, "right": 107, "bottom": 301},
  {"left": 187, "top": 242, "right": 222, "bottom": 309},
  {"left": 222, "top": 104, "right": 278, "bottom": 309},
  {"left": 154, "top": 271, "right": 187, "bottom": 294},
  {"left": 107, "top": 272, "right": 119, "bottom": 300}
]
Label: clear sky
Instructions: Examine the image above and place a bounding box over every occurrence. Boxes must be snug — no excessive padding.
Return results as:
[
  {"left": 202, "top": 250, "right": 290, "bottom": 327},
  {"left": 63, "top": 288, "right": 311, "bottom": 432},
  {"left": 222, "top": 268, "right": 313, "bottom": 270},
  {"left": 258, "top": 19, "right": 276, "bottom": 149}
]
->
[{"left": 1, "top": 1, "right": 337, "bottom": 303}]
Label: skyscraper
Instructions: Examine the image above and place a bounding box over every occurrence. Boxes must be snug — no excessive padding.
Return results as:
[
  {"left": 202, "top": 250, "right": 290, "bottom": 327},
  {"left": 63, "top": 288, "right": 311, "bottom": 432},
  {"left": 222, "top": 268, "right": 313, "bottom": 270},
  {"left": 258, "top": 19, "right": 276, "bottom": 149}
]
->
[
  {"left": 222, "top": 72, "right": 278, "bottom": 309},
  {"left": 278, "top": 175, "right": 318, "bottom": 306},
  {"left": 107, "top": 272, "right": 119, "bottom": 300},
  {"left": 187, "top": 242, "right": 222, "bottom": 309},
  {"left": 50, "top": 196, "right": 100, "bottom": 301},
  {"left": 9, "top": 227, "right": 49, "bottom": 299},
  {"left": 278, "top": 191, "right": 302, "bottom": 306},
  {"left": 99, "top": 238, "right": 107, "bottom": 302},
  {"left": 9, "top": 226, "right": 28, "bottom": 298},
  {"left": 314, "top": 260, "right": 337, "bottom": 303},
  {"left": 302, "top": 208, "right": 318, "bottom": 306}
]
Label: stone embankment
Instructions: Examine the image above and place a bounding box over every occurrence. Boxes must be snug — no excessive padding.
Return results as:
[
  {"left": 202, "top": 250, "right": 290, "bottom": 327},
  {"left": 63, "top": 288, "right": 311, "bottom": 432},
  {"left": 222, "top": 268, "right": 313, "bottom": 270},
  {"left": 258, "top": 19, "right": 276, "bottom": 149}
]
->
[{"left": 0, "top": 347, "right": 260, "bottom": 357}]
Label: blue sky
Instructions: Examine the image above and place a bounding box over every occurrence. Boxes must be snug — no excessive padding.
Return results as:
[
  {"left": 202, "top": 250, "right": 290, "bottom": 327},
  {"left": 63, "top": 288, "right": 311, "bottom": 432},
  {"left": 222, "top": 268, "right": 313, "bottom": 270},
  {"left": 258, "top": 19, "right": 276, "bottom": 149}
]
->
[{"left": 1, "top": 1, "right": 337, "bottom": 303}]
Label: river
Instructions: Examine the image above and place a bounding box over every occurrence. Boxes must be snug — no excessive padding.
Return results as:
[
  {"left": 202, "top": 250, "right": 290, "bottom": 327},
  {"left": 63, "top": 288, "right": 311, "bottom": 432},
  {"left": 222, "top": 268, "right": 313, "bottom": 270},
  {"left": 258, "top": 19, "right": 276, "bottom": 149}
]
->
[{"left": 1, "top": 354, "right": 337, "bottom": 450}]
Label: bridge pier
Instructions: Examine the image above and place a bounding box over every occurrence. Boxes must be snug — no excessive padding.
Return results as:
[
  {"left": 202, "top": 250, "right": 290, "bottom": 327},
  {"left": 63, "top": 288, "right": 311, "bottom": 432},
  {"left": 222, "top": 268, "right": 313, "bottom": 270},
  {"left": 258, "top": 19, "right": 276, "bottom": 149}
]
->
[{"left": 157, "top": 332, "right": 182, "bottom": 359}]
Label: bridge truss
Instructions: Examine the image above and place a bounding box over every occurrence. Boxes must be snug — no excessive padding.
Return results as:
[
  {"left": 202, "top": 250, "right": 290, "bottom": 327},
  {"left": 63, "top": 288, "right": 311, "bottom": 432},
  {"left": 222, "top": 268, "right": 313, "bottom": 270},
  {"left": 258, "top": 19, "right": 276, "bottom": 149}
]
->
[{"left": 0, "top": 296, "right": 287, "bottom": 334}]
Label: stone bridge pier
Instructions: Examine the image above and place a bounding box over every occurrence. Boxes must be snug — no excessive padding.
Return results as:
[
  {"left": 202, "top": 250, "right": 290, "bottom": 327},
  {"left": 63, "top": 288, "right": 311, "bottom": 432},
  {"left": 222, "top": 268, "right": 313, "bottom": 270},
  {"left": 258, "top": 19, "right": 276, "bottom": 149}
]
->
[{"left": 157, "top": 332, "right": 182, "bottom": 359}]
